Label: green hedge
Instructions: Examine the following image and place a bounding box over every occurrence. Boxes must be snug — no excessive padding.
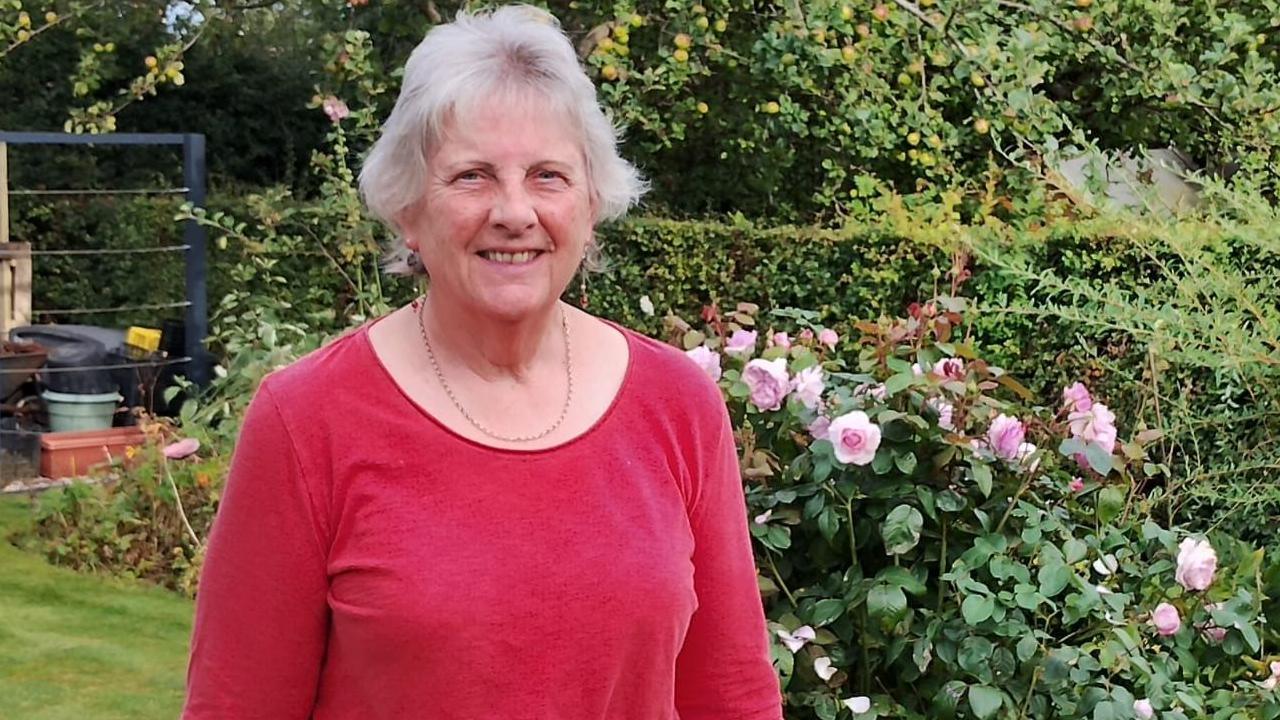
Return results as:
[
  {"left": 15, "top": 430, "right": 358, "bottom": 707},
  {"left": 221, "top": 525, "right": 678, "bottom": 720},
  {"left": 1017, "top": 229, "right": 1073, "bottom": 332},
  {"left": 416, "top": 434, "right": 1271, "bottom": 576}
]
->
[
  {"left": 14, "top": 196, "right": 1277, "bottom": 547},
  {"left": 9, "top": 197, "right": 1142, "bottom": 397}
]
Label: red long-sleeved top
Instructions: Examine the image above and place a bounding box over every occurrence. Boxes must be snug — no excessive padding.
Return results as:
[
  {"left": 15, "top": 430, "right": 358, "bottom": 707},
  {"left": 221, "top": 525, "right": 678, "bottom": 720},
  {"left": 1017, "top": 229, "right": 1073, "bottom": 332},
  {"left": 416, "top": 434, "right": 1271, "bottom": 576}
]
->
[{"left": 182, "top": 319, "right": 782, "bottom": 719}]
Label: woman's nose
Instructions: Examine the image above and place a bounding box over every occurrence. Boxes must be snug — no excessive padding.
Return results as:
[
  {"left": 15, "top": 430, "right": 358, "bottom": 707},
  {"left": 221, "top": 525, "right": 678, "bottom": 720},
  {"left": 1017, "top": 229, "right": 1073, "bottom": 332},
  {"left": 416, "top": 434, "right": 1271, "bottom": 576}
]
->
[{"left": 489, "top": 180, "right": 538, "bottom": 234}]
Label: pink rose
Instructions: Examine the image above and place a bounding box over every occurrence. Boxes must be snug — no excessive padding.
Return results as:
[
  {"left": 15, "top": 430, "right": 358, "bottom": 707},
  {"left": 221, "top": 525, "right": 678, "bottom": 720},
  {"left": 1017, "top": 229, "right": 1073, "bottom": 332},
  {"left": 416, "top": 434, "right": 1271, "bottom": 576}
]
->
[
  {"left": 826, "top": 411, "right": 882, "bottom": 466},
  {"left": 808, "top": 416, "right": 831, "bottom": 441},
  {"left": 743, "top": 358, "right": 790, "bottom": 411},
  {"left": 1175, "top": 538, "right": 1217, "bottom": 592},
  {"left": 163, "top": 438, "right": 200, "bottom": 460},
  {"left": 798, "top": 328, "right": 815, "bottom": 343},
  {"left": 1069, "top": 403, "right": 1117, "bottom": 454},
  {"left": 934, "top": 357, "right": 965, "bottom": 381},
  {"left": 322, "top": 95, "right": 350, "bottom": 123},
  {"left": 986, "top": 414, "right": 1026, "bottom": 460},
  {"left": 1062, "top": 382, "right": 1093, "bottom": 414},
  {"left": 818, "top": 328, "right": 838, "bottom": 349},
  {"left": 927, "top": 397, "right": 956, "bottom": 431},
  {"left": 1133, "top": 699, "right": 1154, "bottom": 719},
  {"left": 724, "top": 329, "right": 758, "bottom": 357},
  {"left": 1068, "top": 477, "right": 1085, "bottom": 493},
  {"left": 790, "top": 366, "right": 825, "bottom": 410},
  {"left": 684, "top": 346, "right": 722, "bottom": 382},
  {"left": 771, "top": 331, "right": 791, "bottom": 349},
  {"left": 1152, "top": 602, "right": 1181, "bottom": 636}
]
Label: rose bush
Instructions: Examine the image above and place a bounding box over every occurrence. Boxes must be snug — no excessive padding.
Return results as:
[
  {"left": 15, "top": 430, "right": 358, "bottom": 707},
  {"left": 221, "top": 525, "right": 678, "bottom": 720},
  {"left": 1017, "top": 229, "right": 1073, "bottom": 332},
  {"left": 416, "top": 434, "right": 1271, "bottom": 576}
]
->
[{"left": 670, "top": 298, "right": 1279, "bottom": 719}]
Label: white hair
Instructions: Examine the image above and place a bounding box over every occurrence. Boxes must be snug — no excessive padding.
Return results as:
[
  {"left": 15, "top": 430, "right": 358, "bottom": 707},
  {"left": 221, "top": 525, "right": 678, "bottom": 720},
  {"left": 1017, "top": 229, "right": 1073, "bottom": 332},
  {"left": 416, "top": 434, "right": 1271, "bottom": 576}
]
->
[{"left": 359, "top": 4, "right": 647, "bottom": 275}]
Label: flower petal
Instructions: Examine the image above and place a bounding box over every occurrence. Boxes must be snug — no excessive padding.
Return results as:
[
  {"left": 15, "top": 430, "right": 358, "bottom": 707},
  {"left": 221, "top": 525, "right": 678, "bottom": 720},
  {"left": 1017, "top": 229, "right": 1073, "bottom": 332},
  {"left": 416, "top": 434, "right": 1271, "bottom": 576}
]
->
[
  {"left": 843, "top": 696, "right": 872, "bottom": 714},
  {"left": 162, "top": 437, "right": 200, "bottom": 460}
]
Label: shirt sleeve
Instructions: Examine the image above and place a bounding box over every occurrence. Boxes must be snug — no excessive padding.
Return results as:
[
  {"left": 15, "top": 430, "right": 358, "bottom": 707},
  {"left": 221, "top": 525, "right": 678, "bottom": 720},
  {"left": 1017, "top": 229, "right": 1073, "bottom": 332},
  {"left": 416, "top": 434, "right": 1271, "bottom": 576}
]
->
[
  {"left": 674, "top": 402, "right": 784, "bottom": 720},
  {"left": 182, "top": 379, "right": 330, "bottom": 719}
]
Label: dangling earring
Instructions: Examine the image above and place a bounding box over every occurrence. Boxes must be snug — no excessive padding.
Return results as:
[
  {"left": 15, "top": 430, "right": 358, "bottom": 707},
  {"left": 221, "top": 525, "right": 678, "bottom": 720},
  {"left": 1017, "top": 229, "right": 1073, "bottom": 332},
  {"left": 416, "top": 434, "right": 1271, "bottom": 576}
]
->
[
  {"left": 406, "top": 250, "right": 425, "bottom": 274},
  {"left": 578, "top": 239, "right": 594, "bottom": 308}
]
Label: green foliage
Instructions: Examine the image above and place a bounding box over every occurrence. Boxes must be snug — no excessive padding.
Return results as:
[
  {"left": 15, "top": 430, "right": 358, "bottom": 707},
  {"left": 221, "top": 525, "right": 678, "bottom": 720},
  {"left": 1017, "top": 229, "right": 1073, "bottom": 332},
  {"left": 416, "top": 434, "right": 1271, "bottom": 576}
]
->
[
  {"left": 8, "top": 195, "right": 186, "bottom": 327},
  {"left": 970, "top": 187, "right": 1280, "bottom": 555},
  {"left": 672, "top": 299, "right": 1280, "bottom": 719},
  {"left": 4, "top": 1, "right": 1278, "bottom": 220},
  {"left": 27, "top": 422, "right": 222, "bottom": 596}
]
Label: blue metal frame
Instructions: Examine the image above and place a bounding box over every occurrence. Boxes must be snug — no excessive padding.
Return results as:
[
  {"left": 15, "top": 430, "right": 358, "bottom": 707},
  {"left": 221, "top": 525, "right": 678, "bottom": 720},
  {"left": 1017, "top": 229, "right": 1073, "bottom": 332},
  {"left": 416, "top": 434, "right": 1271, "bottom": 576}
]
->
[{"left": 0, "top": 131, "right": 211, "bottom": 387}]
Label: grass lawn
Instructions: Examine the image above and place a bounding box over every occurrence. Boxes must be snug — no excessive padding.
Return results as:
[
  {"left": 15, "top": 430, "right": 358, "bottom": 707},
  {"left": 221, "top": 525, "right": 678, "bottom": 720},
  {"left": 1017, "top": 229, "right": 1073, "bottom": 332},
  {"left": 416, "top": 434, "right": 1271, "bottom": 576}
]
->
[{"left": 0, "top": 494, "right": 192, "bottom": 719}]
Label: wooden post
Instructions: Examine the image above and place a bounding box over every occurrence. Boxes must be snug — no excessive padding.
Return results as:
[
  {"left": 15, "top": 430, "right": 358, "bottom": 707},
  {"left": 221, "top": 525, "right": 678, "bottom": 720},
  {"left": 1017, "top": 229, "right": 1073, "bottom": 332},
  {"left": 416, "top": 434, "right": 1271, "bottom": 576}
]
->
[
  {"left": 0, "top": 145, "right": 31, "bottom": 336},
  {"left": 0, "top": 142, "right": 8, "bottom": 245},
  {"left": 0, "top": 243, "right": 31, "bottom": 336}
]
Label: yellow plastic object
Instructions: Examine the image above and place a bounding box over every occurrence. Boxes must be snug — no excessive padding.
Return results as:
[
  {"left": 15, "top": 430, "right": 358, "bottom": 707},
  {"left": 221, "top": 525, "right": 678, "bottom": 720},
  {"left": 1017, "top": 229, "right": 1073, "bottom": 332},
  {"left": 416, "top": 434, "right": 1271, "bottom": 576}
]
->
[{"left": 125, "top": 326, "right": 162, "bottom": 353}]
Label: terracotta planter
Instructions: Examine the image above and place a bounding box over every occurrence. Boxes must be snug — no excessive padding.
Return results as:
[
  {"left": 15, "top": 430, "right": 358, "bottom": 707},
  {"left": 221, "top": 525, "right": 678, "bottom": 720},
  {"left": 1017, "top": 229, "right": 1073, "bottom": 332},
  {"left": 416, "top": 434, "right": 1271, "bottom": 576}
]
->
[{"left": 39, "top": 426, "right": 145, "bottom": 479}]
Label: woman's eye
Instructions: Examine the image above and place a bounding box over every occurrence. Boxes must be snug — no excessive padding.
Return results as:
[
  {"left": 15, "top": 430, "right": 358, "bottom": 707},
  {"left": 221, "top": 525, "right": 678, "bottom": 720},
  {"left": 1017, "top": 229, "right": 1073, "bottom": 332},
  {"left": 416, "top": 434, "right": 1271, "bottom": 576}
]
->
[
  {"left": 455, "top": 171, "right": 483, "bottom": 182},
  {"left": 536, "top": 170, "right": 565, "bottom": 182}
]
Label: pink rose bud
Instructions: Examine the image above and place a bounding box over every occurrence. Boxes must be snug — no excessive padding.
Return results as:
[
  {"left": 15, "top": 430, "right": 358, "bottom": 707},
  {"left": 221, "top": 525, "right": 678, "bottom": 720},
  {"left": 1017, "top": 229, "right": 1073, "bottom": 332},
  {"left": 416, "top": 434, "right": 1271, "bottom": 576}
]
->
[
  {"left": 1201, "top": 625, "right": 1227, "bottom": 645},
  {"left": 1152, "top": 602, "right": 1181, "bottom": 636},
  {"left": 986, "top": 414, "right": 1026, "bottom": 460},
  {"left": 742, "top": 358, "right": 790, "bottom": 411},
  {"left": 724, "top": 329, "right": 758, "bottom": 357},
  {"left": 826, "top": 411, "right": 882, "bottom": 466},
  {"left": 684, "top": 346, "right": 722, "bottom": 382},
  {"left": 1133, "top": 699, "right": 1154, "bottom": 719},
  {"left": 808, "top": 416, "right": 831, "bottom": 441},
  {"left": 1174, "top": 538, "right": 1217, "bottom": 591},
  {"left": 798, "top": 328, "right": 815, "bottom": 342},
  {"left": 771, "top": 331, "right": 791, "bottom": 349},
  {"left": 818, "top": 328, "right": 838, "bottom": 349},
  {"left": 1062, "top": 382, "right": 1093, "bottom": 413},
  {"left": 1068, "top": 477, "right": 1085, "bottom": 493},
  {"left": 322, "top": 95, "right": 350, "bottom": 123}
]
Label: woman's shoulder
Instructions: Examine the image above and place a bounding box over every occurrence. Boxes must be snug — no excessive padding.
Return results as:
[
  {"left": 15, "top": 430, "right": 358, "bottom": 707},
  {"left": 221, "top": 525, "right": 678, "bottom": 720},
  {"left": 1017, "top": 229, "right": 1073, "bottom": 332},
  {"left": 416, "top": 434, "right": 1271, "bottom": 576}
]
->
[
  {"left": 611, "top": 323, "right": 727, "bottom": 427},
  {"left": 255, "top": 322, "right": 379, "bottom": 410}
]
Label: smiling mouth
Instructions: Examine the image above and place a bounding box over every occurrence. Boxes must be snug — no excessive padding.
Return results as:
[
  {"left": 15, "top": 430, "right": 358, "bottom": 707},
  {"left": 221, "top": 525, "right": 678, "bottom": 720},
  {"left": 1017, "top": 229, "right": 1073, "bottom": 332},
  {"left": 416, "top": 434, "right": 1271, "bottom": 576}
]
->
[{"left": 478, "top": 250, "right": 545, "bottom": 264}]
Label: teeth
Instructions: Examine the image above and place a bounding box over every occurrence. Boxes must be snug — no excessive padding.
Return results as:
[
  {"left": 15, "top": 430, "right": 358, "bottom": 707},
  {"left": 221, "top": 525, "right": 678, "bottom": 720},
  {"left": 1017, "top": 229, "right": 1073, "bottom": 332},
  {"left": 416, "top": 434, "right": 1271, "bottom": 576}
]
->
[{"left": 482, "top": 250, "right": 539, "bottom": 264}]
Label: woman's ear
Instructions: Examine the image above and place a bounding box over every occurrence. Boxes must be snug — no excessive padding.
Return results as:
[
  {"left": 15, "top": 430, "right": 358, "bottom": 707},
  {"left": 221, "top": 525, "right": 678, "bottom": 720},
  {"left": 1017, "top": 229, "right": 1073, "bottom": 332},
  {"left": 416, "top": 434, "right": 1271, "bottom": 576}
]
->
[{"left": 395, "top": 207, "right": 421, "bottom": 253}]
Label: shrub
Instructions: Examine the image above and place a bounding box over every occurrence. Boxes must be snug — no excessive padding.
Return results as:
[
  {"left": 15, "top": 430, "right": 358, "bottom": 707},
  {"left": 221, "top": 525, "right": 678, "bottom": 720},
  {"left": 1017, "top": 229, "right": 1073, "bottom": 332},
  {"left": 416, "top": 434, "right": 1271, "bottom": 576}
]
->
[
  {"left": 666, "top": 298, "right": 1280, "bottom": 719},
  {"left": 27, "top": 420, "right": 223, "bottom": 596}
]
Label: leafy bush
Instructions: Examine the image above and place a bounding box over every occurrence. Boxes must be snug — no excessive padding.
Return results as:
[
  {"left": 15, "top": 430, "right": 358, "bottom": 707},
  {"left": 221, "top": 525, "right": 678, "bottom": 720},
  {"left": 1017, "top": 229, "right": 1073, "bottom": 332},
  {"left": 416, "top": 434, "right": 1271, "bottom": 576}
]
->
[
  {"left": 969, "top": 187, "right": 1280, "bottom": 554},
  {"left": 5, "top": 1, "right": 1278, "bottom": 220},
  {"left": 21, "top": 287, "right": 1280, "bottom": 718},
  {"left": 667, "top": 298, "right": 1280, "bottom": 718},
  {"left": 21, "top": 183, "right": 1276, "bottom": 551},
  {"left": 27, "top": 420, "right": 222, "bottom": 596}
]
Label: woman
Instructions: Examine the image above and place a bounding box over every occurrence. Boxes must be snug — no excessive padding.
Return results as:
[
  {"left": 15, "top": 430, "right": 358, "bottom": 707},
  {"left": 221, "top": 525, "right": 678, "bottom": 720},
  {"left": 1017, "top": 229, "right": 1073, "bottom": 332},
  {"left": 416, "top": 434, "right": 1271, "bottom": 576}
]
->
[{"left": 183, "top": 6, "right": 781, "bottom": 719}]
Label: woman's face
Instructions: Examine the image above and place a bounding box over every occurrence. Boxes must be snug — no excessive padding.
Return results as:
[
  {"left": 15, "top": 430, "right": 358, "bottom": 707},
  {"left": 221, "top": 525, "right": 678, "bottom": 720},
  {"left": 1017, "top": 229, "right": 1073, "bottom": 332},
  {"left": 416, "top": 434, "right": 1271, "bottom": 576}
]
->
[{"left": 403, "top": 97, "right": 595, "bottom": 323}]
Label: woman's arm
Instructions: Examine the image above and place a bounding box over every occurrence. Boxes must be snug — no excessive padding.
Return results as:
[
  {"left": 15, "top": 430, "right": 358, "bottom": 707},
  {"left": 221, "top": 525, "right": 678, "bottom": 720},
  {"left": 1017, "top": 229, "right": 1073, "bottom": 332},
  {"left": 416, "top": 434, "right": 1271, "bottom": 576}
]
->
[
  {"left": 674, "top": 404, "right": 784, "bottom": 720},
  {"left": 182, "top": 379, "right": 330, "bottom": 719}
]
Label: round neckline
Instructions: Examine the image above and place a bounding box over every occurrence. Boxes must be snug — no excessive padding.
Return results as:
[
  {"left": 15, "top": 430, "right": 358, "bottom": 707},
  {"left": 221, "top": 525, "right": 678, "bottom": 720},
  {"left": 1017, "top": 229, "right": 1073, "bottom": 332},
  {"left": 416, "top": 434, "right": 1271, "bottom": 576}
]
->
[{"left": 359, "top": 312, "right": 636, "bottom": 456}]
